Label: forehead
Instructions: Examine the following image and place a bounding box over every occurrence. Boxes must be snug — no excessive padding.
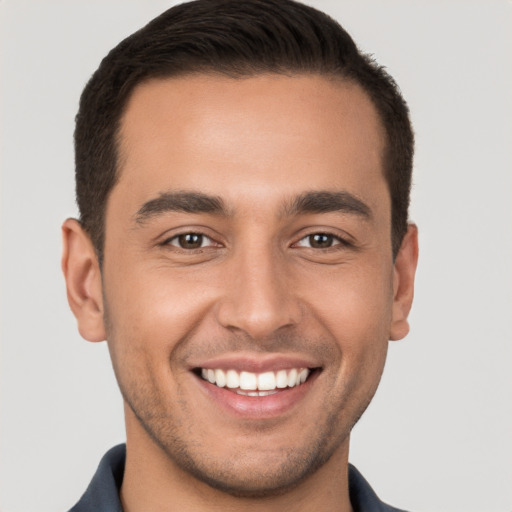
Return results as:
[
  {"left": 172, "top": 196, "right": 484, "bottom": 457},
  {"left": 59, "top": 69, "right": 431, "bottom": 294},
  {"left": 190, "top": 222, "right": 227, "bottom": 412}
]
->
[{"left": 114, "top": 73, "right": 387, "bottom": 216}]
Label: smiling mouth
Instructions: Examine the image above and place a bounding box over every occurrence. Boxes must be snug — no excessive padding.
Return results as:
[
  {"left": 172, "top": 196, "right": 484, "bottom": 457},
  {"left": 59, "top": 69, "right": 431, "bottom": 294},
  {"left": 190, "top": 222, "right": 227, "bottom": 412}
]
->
[{"left": 196, "top": 367, "right": 318, "bottom": 396}]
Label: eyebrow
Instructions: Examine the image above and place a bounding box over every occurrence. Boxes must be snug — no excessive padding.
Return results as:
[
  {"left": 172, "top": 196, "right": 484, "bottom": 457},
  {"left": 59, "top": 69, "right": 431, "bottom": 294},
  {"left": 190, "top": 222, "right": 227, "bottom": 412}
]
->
[
  {"left": 135, "top": 191, "right": 228, "bottom": 223},
  {"left": 282, "top": 191, "right": 372, "bottom": 219},
  {"left": 134, "top": 189, "right": 371, "bottom": 224}
]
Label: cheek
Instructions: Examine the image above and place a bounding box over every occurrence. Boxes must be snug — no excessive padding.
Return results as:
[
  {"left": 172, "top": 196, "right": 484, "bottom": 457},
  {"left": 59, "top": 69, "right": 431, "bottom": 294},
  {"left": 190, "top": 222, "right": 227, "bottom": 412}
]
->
[
  {"left": 302, "top": 258, "right": 394, "bottom": 336},
  {"left": 103, "top": 263, "right": 220, "bottom": 363},
  {"left": 300, "top": 260, "right": 393, "bottom": 385}
]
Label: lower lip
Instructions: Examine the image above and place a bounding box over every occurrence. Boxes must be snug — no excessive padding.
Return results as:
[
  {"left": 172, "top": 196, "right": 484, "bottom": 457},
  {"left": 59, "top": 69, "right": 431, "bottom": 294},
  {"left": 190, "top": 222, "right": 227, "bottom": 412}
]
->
[{"left": 195, "top": 371, "right": 319, "bottom": 419}]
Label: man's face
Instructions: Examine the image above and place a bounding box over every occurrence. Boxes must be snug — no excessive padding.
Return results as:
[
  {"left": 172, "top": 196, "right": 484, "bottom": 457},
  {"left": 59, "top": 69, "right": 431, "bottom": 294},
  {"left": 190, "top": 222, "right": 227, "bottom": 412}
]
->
[{"left": 100, "top": 74, "right": 403, "bottom": 494}]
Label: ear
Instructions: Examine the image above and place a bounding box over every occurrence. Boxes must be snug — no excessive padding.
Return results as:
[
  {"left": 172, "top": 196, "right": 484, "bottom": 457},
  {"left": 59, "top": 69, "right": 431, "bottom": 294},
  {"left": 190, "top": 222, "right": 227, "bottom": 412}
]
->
[
  {"left": 390, "top": 224, "right": 419, "bottom": 341},
  {"left": 61, "top": 219, "right": 106, "bottom": 342}
]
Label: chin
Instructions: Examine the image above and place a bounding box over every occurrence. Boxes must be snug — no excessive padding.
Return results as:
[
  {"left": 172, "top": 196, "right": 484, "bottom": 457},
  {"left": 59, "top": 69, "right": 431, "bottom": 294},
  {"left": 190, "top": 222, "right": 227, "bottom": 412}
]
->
[{"left": 171, "top": 448, "right": 333, "bottom": 498}]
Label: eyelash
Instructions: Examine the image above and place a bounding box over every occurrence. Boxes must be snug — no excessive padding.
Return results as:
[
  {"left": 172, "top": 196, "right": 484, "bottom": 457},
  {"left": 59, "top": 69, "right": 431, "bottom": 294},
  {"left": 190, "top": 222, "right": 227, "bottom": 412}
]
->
[
  {"left": 161, "top": 231, "right": 352, "bottom": 251},
  {"left": 294, "top": 232, "right": 352, "bottom": 250},
  {"left": 163, "top": 232, "right": 218, "bottom": 250}
]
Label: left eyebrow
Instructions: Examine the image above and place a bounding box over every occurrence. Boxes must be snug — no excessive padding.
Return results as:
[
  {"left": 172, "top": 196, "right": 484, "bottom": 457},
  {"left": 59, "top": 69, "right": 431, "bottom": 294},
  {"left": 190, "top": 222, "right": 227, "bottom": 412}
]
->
[
  {"left": 134, "top": 191, "right": 228, "bottom": 224},
  {"left": 282, "top": 191, "right": 372, "bottom": 219}
]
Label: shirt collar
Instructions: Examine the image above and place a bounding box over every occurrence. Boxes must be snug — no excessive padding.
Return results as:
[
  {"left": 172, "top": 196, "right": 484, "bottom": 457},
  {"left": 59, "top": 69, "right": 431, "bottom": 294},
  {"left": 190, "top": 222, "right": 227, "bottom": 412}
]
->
[{"left": 69, "top": 444, "right": 408, "bottom": 512}]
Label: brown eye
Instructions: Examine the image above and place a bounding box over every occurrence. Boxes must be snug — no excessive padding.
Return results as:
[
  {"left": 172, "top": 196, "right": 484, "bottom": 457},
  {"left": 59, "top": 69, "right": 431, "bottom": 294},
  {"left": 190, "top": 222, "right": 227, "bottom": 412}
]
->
[
  {"left": 308, "top": 233, "right": 334, "bottom": 248},
  {"left": 295, "top": 232, "right": 348, "bottom": 250},
  {"left": 168, "top": 233, "right": 207, "bottom": 249},
  {"left": 179, "top": 233, "right": 203, "bottom": 248}
]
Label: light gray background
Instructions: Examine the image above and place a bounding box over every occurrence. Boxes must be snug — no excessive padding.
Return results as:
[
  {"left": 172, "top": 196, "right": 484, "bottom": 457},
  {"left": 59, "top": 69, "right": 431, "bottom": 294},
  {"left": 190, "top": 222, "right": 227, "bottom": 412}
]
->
[{"left": 1, "top": 1, "right": 511, "bottom": 511}]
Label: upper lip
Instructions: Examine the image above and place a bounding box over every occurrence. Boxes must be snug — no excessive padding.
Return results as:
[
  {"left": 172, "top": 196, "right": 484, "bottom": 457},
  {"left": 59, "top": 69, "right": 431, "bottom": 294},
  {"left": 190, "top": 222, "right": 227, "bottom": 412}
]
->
[{"left": 189, "top": 353, "right": 321, "bottom": 373}]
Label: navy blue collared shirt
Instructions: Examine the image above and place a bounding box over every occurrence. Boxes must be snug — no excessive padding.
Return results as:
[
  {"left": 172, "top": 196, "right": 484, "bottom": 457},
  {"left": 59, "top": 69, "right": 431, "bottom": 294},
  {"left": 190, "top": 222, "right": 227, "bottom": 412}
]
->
[{"left": 69, "top": 444, "right": 409, "bottom": 512}]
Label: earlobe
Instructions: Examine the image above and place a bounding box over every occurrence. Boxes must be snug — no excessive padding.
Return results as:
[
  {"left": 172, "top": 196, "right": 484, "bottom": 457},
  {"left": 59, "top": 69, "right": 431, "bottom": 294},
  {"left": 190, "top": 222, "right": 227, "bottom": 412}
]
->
[
  {"left": 390, "top": 224, "right": 419, "bottom": 341},
  {"left": 61, "top": 219, "right": 106, "bottom": 342}
]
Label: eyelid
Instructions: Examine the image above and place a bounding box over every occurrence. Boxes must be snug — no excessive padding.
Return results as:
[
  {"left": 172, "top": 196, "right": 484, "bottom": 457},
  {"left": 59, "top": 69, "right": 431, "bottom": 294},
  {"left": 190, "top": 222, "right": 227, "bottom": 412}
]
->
[
  {"left": 170, "top": 233, "right": 211, "bottom": 248},
  {"left": 157, "top": 227, "right": 224, "bottom": 249},
  {"left": 165, "top": 232, "right": 219, "bottom": 248},
  {"left": 292, "top": 230, "right": 354, "bottom": 249}
]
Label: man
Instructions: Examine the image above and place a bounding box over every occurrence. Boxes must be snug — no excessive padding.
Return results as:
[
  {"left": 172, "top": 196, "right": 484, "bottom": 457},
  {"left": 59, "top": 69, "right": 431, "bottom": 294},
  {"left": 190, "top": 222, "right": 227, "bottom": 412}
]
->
[{"left": 62, "top": 0, "right": 418, "bottom": 510}]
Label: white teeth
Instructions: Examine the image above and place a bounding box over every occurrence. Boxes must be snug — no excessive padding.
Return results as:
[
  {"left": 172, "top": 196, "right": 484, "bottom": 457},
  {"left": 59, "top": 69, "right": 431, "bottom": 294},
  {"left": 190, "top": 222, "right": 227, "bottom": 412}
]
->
[
  {"left": 257, "top": 371, "right": 276, "bottom": 391},
  {"left": 276, "top": 369, "right": 288, "bottom": 388},
  {"left": 239, "top": 371, "right": 257, "bottom": 390},
  {"left": 200, "top": 367, "right": 312, "bottom": 392},
  {"left": 226, "top": 369, "right": 240, "bottom": 388},
  {"left": 215, "top": 369, "right": 226, "bottom": 387},
  {"left": 287, "top": 368, "right": 298, "bottom": 387},
  {"left": 236, "top": 389, "right": 279, "bottom": 396}
]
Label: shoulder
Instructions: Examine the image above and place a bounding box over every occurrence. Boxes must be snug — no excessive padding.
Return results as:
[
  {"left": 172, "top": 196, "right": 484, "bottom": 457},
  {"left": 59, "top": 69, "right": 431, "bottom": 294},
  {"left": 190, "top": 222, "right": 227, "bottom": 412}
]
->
[
  {"left": 68, "top": 444, "right": 125, "bottom": 512},
  {"left": 348, "top": 464, "right": 411, "bottom": 512}
]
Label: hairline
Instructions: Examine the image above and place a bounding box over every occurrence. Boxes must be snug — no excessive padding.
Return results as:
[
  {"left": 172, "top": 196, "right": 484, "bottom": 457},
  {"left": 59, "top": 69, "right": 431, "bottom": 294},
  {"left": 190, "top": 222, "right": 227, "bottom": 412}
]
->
[{"left": 101, "top": 69, "right": 392, "bottom": 262}]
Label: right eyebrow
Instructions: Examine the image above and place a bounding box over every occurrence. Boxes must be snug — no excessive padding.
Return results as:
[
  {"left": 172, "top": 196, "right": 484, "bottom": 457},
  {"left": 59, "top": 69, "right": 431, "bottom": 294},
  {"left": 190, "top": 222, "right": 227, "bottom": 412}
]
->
[{"left": 134, "top": 191, "right": 228, "bottom": 224}]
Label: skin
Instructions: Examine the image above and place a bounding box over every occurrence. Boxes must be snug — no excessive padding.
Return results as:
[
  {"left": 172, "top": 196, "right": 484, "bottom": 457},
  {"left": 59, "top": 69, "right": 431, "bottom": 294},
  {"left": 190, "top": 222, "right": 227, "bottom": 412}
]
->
[{"left": 62, "top": 74, "right": 418, "bottom": 512}]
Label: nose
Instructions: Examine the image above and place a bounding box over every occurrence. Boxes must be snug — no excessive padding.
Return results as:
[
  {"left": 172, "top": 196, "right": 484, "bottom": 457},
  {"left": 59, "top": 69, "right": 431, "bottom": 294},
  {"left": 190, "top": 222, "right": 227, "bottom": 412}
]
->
[{"left": 215, "top": 244, "right": 302, "bottom": 340}]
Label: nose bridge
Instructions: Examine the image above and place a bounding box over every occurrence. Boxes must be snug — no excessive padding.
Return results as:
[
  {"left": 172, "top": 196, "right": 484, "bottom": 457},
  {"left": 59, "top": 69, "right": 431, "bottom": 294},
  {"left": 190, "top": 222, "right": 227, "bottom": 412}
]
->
[{"left": 216, "top": 236, "right": 300, "bottom": 339}]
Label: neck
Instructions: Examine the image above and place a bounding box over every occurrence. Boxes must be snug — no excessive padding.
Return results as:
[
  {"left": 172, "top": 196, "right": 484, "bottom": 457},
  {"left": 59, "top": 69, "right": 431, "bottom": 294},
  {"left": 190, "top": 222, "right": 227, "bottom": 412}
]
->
[{"left": 121, "top": 414, "right": 353, "bottom": 512}]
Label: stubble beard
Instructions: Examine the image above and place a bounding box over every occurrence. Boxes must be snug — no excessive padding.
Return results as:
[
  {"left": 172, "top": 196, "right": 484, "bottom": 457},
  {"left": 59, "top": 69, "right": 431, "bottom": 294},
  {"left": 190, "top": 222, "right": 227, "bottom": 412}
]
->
[
  {"left": 117, "top": 368, "right": 380, "bottom": 499},
  {"left": 104, "top": 303, "right": 387, "bottom": 498}
]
